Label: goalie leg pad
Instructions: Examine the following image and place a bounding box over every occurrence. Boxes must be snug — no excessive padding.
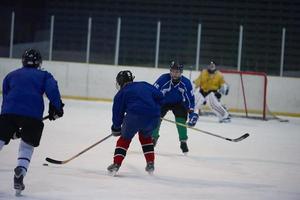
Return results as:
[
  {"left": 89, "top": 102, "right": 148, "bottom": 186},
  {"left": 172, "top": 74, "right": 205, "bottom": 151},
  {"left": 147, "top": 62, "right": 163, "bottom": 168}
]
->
[
  {"left": 207, "top": 92, "right": 229, "bottom": 120},
  {"left": 194, "top": 90, "right": 207, "bottom": 110}
]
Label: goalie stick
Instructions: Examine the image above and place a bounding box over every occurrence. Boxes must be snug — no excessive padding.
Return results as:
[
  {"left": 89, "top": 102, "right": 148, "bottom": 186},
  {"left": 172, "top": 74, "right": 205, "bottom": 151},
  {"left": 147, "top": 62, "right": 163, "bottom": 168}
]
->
[
  {"left": 161, "top": 118, "right": 249, "bottom": 142},
  {"left": 267, "top": 108, "right": 289, "bottom": 122},
  {"left": 46, "top": 134, "right": 113, "bottom": 164}
]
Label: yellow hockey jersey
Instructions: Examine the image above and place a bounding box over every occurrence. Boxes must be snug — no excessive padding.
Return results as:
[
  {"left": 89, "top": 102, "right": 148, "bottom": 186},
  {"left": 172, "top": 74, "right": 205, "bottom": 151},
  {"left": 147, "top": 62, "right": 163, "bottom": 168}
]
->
[{"left": 193, "top": 69, "right": 225, "bottom": 92}]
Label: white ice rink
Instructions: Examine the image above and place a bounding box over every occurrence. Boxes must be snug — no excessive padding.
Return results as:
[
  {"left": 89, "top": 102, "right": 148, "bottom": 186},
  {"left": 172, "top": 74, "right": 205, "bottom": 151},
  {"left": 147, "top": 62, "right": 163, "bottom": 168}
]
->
[{"left": 0, "top": 99, "right": 300, "bottom": 200}]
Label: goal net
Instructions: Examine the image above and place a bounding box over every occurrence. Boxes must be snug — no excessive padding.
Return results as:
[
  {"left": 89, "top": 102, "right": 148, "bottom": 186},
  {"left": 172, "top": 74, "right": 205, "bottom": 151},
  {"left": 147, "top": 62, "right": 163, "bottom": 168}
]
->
[{"left": 218, "top": 69, "right": 268, "bottom": 120}]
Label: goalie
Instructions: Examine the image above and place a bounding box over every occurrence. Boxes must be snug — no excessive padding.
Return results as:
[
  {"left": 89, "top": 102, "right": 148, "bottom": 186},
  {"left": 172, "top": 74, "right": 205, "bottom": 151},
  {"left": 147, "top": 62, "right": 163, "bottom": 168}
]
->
[{"left": 193, "top": 61, "right": 231, "bottom": 123}]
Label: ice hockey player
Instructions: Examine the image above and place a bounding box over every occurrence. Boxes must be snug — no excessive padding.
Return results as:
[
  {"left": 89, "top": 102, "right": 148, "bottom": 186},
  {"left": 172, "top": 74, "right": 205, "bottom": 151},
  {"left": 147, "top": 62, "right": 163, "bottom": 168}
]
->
[
  {"left": 152, "top": 61, "right": 198, "bottom": 154},
  {"left": 107, "top": 70, "right": 163, "bottom": 176},
  {"left": 193, "top": 60, "right": 230, "bottom": 123},
  {"left": 0, "top": 49, "right": 64, "bottom": 196}
]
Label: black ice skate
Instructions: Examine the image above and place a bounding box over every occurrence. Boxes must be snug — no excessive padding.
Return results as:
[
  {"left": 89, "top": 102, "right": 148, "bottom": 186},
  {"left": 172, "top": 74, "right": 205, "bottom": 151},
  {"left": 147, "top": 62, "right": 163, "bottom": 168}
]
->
[
  {"left": 180, "top": 140, "right": 189, "bottom": 155},
  {"left": 14, "top": 166, "right": 25, "bottom": 196},
  {"left": 107, "top": 163, "right": 120, "bottom": 176},
  {"left": 145, "top": 162, "right": 154, "bottom": 175}
]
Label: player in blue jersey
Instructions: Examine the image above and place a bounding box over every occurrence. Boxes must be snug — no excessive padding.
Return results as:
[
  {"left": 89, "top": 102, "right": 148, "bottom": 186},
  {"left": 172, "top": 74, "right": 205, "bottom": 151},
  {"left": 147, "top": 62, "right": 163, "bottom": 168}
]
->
[
  {"left": 0, "top": 49, "right": 64, "bottom": 196},
  {"left": 152, "top": 61, "right": 199, "bottom": 154},
  {"left": 107, "top": 70, "right": 163, "bottom": 176}
]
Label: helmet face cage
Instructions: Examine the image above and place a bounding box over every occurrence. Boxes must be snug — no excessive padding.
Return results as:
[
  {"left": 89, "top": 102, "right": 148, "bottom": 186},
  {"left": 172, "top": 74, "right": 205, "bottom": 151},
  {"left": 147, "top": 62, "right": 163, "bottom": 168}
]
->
[
  {"left": 207, "top": 61, "right": 216, "bottom": 74},
  {"left": 22, "top": 49, "right": 42, "bottom": 68},
  {"left": 116, "top": 70, "right": 135, "bottom": 90},
  {"left": 169, "top": 61, "right": 183, "bottom": 81},
  {"left": 169, "top": 61, "right": 183, "bottom": 73}
]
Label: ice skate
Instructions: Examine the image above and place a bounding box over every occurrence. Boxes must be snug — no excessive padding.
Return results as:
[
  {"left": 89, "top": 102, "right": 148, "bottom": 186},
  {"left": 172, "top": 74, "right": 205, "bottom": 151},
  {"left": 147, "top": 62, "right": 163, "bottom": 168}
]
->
[
  {"left": 107, "top": 163, "right": 120, "bottom": 176},
  {"left": 219, "top": 117, "right": 231, "bottom": 123},
  {"left": 14, "top": 166, "right": 25, "bottom": 196},
  {"left": 180, "top": 140, "right": 189, "bottom": 155},
  {"left": 145, "top": 162, "right": 154, "bottom": 175}
]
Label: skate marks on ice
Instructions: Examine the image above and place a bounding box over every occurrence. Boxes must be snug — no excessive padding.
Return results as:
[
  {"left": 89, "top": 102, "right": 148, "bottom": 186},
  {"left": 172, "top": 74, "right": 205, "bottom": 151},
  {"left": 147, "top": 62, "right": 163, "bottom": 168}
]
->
[
  {"left": 157, "top": 153, "right": 300, "bottom": 167},
  {"left": 45, "top": 161, "right": 271, "bottom": 191}
]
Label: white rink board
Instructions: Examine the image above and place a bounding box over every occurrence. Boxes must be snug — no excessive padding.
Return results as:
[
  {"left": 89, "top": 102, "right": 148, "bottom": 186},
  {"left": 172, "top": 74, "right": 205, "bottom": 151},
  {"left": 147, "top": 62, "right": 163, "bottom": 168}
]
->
[{"left": 0, "top": 57, "right": 299, "bottom": 114}]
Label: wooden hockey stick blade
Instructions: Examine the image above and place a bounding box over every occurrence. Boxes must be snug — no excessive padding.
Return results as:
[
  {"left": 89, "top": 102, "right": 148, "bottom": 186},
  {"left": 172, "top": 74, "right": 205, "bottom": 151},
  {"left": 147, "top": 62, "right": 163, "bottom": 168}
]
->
[
  {"left": 45, "top": 134, "right": 113, "bottom": 165},
  {"left": 161, "top": 118, "right": 250, "bottom": 142}
]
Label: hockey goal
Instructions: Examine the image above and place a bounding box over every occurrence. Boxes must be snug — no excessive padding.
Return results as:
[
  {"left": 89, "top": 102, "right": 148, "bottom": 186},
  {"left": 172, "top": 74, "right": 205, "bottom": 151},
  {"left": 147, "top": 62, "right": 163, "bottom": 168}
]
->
[{"left": 220, "top": 69, "right": 268, "bottom": 120}]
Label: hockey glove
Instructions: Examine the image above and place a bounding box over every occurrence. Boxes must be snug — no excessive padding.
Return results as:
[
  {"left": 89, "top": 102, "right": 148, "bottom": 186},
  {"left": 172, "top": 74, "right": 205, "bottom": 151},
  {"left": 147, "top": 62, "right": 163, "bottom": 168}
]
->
[
  {"left": 219, "top": 83, "right": 229, "bottom": 96},
  {"left": 111, "top": 125, "right": 121, "bottom": 137},
  {"left": 187, "top": 112, "right": 199, "bottom": 127},
  {"left": 48, "top": 102, "right": 64, "bottom": 121}
]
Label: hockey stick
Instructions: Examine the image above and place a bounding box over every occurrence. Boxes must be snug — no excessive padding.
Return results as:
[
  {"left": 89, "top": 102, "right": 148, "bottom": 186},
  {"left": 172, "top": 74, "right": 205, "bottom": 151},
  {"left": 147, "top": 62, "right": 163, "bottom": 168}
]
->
[
  {"left": 161, "top": 118, "right": 249, "bottom": 142},
  {"left": 266, "top": 107, "right": 289, "bottom": 122},
  {"left": 45, "top": 134, "right": 113, "bottom": 164}
]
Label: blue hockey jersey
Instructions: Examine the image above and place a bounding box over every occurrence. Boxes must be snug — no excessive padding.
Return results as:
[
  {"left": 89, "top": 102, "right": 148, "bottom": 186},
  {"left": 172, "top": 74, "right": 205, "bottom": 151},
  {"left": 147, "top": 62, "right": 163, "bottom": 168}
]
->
[
  {"left": 1, "top": 66, "right": 62, "bottom": 120},
  {"left": 154, "top": 73, "right": 195, "bottom": 111},
  {"left": 112, "top": 81, "right": 163, "bottom": 128}
]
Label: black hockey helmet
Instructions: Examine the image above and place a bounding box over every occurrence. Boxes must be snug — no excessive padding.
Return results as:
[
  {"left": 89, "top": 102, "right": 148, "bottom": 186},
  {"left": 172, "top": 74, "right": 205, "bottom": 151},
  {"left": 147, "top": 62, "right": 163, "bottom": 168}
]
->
[
  {"left": 169, "top": 60, "right": 183, "bottom": 73},
  {"left": 116, "top": 70, "right": 135, "bottom": 89},
  {"left": 22, "top": 48, "right": 42, "bottom": 68}
]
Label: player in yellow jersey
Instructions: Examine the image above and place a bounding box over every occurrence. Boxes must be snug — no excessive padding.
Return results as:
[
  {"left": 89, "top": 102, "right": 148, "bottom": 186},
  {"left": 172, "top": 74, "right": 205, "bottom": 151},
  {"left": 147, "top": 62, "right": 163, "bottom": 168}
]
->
[{"left": 193, "top": 61, "right": 230, "bottom": 123}]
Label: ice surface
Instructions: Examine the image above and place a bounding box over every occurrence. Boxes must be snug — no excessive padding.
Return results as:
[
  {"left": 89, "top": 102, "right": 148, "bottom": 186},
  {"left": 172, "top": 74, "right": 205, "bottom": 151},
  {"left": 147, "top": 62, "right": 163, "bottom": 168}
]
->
[{"left": 1, "top": 99, "right": 300, "bottom": 200}]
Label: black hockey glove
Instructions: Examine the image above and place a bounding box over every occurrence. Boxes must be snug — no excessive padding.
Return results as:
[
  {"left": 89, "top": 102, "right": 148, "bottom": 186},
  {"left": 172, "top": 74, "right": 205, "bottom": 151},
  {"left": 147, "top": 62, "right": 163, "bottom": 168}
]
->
[
  {"left": 214, "top": 91, "right": 222, "bottom": 100},
  {"left": 111, "top": 125, "right": 121, "bottom": 137},
  {"left": 48, "top": 102, "right": 64, "bottom": 121}
]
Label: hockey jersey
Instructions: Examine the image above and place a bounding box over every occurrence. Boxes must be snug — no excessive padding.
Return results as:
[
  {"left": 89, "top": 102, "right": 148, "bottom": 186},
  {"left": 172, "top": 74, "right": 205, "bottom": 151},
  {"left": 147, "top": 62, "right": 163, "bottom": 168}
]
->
[
  {"left": 1, "top": 66, "right": 62, "bottom": 120},
  {"left": 193, "top": 69, "right": 225, "bottom": 92},
  {"left": 154, "top": 73, "right": 195, "bottom": 111},
  {"left": 112, "top": 81, "right": 163, "bottom": 128}
]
